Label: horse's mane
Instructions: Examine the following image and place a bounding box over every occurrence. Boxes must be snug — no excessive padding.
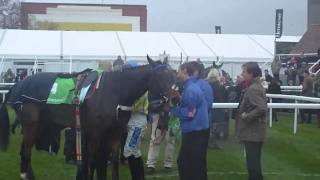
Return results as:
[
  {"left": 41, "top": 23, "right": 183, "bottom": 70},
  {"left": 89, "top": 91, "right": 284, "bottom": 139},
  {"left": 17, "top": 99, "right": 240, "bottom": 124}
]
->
[
  {"left": 121, "top": 61, "right": 163, "bottom": 71},
  {"left": 107, "top": 60, "right": 163, "bottom": 75},
  {"left": 121, "top": 63, "right": 152, "bottom": 72}
]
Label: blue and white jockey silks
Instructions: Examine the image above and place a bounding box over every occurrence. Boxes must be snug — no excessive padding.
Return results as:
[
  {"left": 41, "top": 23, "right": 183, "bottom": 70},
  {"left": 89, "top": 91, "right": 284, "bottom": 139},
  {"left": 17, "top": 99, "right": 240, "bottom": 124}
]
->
[{"left": 123, "top": 113, "right": 147, "bottom": 158}]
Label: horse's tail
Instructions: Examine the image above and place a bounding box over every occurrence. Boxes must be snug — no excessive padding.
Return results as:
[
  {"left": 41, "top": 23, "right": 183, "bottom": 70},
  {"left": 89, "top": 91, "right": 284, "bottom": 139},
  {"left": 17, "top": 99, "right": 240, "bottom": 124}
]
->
[{"left": 0, "top": 89, "right": 11, "bottom": 151}]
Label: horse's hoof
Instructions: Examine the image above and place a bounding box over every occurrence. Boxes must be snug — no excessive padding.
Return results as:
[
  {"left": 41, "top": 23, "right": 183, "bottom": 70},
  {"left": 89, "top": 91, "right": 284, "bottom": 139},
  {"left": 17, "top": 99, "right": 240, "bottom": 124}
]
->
[
  {"left": 20, "top": 173, "right": 28, "bottom": 180},
  {"left": 21, "top": 172, "right": 35, "bottom": 180}
]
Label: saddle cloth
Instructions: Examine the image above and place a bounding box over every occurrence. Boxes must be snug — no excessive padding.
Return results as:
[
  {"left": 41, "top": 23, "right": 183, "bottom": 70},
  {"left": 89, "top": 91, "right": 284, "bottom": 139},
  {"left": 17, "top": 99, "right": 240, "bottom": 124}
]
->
[
  {"left": 47, "top": 70, "right": 101, "bottom": 104},
  {"left": 8, "top": 70, "right": 102, "bottom": 106}
]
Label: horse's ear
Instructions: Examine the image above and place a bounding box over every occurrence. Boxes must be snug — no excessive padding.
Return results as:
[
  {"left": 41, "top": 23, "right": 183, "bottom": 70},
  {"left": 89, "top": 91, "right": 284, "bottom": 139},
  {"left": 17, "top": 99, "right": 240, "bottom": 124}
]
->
[
  {"left": 218, "top": 62, "right": 224, "bottom": 69},
  {"left": 147, "top": 55, "right": 155, "bottom": 65}
]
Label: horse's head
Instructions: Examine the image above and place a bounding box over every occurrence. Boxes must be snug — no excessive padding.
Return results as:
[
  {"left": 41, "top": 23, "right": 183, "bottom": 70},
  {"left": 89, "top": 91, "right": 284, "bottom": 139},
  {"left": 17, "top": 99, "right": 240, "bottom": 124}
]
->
[{"left": 146, "top": 55, "right": 176, "bottom": 109}]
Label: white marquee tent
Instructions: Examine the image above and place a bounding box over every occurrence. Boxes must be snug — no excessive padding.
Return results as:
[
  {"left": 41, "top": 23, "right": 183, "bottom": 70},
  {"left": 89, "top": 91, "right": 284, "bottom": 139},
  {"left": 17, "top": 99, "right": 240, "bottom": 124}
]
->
[{"left": 0, "top": 29, "right": 301, "bottom": 77}]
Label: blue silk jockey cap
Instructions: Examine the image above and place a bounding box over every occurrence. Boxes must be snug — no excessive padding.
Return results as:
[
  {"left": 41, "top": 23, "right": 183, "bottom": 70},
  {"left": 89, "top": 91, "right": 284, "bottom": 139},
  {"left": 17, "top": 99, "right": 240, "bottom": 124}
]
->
[{"left": 126, "top": 60, "right": 139, "bottom": 68}]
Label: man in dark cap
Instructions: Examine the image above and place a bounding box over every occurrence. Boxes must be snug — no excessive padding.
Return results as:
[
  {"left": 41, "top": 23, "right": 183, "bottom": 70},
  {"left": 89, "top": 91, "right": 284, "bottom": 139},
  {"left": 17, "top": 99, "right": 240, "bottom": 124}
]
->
[{"left": 113, "top": 56, "right": 125, "bottom": 71}]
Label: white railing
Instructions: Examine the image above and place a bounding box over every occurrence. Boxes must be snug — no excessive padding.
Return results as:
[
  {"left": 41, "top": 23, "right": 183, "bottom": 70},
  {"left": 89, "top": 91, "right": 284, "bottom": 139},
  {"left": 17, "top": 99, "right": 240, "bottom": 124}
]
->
[
  {"left": 0, "top": 83, "right": 14, "bottom": 102},
  {"left": 263, "top": 85, "right": 302, "bottom": 91},
  {"left": 0, "top": 83, "right": 15, "bottom": 86},
  {"left": 279, "top": 86, "right": 302, "bottom": 92},
  {"left": 266, "top": 94, "right": 320, "bottom": 135},
  {"left": 309, "top": 58, "right": 320, "bottom": 76},
  {"left": 0, "top": 90, "right": 9, "bottom": 102},
  {"left": 279, "top": 86, "right": 302, "bottom": 90},
  {"left": 0, "top": 87, "right": 318, "bottom": 134},
  {"left": 267, "top": 94, "right": 320, "bottom": 103},
  {"left": 212, "top": 94, "right": 320, "bottom": 135}
]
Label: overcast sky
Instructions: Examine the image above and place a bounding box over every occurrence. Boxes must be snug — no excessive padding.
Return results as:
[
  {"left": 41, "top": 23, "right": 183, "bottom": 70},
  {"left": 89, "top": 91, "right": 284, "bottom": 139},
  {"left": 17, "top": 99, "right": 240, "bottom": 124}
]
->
[
  {"left": 24, "top": 0, "right": 308, "bottom": 35},
  {"left": 147, "top": 0, "right": 307, "bottom": 35}
]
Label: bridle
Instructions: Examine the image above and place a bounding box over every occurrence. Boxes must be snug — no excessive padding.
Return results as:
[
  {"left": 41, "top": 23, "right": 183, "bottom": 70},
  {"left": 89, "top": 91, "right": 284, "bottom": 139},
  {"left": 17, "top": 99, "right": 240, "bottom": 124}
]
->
[
  {"left": 116, "top": 63, "right": 174, "bottom": 114},
  {"left": 150, "top": 64, "right": 175, "bottom": 105}
]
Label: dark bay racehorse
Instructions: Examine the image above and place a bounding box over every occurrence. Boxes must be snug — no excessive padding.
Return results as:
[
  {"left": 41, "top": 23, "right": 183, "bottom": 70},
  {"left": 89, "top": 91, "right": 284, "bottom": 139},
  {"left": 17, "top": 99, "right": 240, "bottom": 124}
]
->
[{"left": 0, "top": 57, "right": 175, "bottom": 180}]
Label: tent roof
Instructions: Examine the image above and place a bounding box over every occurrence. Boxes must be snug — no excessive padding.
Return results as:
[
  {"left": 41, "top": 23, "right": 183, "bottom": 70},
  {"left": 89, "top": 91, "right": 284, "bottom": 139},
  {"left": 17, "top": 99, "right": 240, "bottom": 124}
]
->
[
  {"left": 0, "top": 29, "right": 301, "bottom": 62},
  {"left": 198, "top": 34, "right": 274, "bottom": 61},
  {"left": 0, "top": 29, "right": 61, "bottom": 59},
  {"left": 291, "top": 24, "right": 320, "bottom": 54},
  {"left": 63, "top": 31, "right": 124, "bottom": 58},
  {"left": 117, "top": 31, "right": 183, "bottom": 58},
  {"left": 277, "top": 36, "right": 302, "bottom": 43},
  {"left": 171, "top": 33, "right": 216, "bottom": 59},
  {"left": 248, "top": 35, "right": 275, "bottom": 56}
]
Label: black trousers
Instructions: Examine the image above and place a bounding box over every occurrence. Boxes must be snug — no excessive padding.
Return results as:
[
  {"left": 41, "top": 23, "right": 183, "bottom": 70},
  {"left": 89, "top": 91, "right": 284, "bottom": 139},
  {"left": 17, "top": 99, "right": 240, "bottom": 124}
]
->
[
  {"left": 300, "top": 109, "right": 312, "bottom": 123},
  {"left": 272, "top": 109, "right": 278, "bottom": 122},
  {"left": 120, "top": 132, "right": 128, "bottom": 162},
  {"left": 64, "top": 128, "right": 76, "bottom": 161},
  {"left": 178, "top": 129, "right": 209, "bottom": 180},
  {"left": 299, "top": 76, "right": 304, "bottom": 85},
  {"left": 244, "top": 141, "right": 263, "bottom": 180}
]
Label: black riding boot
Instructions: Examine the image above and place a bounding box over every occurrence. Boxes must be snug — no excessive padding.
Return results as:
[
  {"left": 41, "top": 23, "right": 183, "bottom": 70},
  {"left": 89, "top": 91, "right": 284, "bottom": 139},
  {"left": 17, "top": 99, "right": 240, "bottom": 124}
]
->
[
  {"left": 128, "top": 156, "right": 145, "bottom": 180},
  {"left": 120, "top": 133, "right": 128, "bottom": 165}
]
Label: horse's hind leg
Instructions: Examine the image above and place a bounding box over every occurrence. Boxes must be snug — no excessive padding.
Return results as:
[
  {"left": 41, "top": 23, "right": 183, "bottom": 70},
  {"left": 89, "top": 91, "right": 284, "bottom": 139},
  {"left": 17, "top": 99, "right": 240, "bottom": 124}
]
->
[
  {"left": 20, "top": 122, "right": 38, "bottom": 180},
  {"left": 20, "top": 105, "right": 39, "bottom": 180}
]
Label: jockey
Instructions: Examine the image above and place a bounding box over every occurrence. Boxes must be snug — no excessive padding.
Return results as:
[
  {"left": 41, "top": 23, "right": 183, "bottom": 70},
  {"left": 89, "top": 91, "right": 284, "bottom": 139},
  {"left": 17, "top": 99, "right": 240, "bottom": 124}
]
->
[{"left": 123, "top": 60, "right": 148, "bottom": 180}]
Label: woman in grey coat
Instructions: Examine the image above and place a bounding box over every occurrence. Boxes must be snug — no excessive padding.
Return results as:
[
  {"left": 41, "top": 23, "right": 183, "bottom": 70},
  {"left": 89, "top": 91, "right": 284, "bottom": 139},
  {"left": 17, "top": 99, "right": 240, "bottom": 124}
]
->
[{"left": 236, "top": 62, "right": 267, "bottom": 180}]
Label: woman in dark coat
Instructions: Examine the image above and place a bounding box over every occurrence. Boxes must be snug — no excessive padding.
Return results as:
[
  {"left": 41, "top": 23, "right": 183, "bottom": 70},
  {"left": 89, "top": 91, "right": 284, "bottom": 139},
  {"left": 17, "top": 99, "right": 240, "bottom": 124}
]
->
[
  {"left": 300, "top": 71, "right": 314, "bottom": 124},
  {"left": 314, "top": 75, "right": 320, "bottom": 128},
  {"left": 207, "top": 68, "right": 228, "bottom": 149},
  {"left": 267, "top": 78, "right": 282, "bottom": 122}
]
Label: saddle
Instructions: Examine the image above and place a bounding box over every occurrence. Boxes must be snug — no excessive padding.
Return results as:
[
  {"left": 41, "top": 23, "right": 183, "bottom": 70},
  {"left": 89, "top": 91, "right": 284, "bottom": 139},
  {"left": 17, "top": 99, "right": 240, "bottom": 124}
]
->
[{"left": 56, "top": 68, "right": 93, "bottom": 79}]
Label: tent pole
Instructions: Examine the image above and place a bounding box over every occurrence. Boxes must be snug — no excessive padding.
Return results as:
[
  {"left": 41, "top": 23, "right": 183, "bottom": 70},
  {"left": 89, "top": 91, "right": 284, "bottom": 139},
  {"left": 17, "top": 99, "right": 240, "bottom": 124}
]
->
[
  {"left": 69, "top": 56, "right": 73, "bottom": 73},
  {"left": 33, "top": 56, "right": 38, "bottom": 75},
  {"left": 0, "top": 56, "right": 4, "bottom": 82}
]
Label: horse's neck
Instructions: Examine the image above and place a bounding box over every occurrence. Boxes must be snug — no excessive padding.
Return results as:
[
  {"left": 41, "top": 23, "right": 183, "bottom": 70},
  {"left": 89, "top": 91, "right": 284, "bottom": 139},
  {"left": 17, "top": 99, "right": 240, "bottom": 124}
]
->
[{"left": 117, "top": 66, "right": 152, "bottom": 106}]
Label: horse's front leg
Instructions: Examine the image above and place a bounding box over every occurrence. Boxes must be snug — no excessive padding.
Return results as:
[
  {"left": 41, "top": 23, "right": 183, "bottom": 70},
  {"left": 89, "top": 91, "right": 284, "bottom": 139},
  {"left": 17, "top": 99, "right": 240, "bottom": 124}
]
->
[
  {"left": 86, "top": 134, "right": 100, "bottom": 180},
  {"left": 76, "top": 137, "right": 89, "bottom": 180},
  {"left": 96, "top": 142, "right": 107, "bottom": 180},
  {"left": 20, "top": 123, "right": 38, "bottom": 180},
  {"left": 111, "top": 140, "right": 121, "bottom": 180}
]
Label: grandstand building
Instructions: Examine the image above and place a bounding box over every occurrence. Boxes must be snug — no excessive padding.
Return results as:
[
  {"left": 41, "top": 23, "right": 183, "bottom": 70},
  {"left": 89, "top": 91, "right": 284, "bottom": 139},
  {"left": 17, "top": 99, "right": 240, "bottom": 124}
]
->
[
  {"left": 308, "top": 0, "right": 320, "bottom": 27},
  {"left": 20, "top": 0, "right": 147, "bottom": 31}
]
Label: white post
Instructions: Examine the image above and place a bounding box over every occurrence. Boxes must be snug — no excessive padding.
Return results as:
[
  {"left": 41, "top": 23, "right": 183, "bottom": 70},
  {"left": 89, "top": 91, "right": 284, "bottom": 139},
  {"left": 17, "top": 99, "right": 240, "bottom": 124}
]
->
[
  {"left": 33, "top": 56, "right": 38, "bottom": 74},
  {"left": 2, "top": 93, "right": 5, "bottom": 103},
  {"left": 69, "top": 56, "right": 73, "bottom": 73},
  {"left": 294, "top": 99, "right": 298, "bottom": 135},
  {"left": 269, "top": 98, "right": 273, "bottom": 128}
]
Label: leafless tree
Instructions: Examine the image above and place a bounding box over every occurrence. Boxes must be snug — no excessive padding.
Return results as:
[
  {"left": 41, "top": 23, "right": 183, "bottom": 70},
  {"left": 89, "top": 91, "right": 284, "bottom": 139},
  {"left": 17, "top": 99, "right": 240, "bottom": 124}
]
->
[{"left": 0, "top": 0, "right": 21, "bottom": 29}]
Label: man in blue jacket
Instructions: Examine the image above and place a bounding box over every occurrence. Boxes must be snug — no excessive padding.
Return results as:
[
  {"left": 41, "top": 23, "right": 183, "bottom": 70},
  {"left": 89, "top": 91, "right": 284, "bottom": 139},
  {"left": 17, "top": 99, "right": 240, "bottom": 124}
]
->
[
  {"left": 190, "top": 61, "right": 214, "bottom": 118},
  {"left": 170, "top": 62, "right": 210, "bottom": 180}
]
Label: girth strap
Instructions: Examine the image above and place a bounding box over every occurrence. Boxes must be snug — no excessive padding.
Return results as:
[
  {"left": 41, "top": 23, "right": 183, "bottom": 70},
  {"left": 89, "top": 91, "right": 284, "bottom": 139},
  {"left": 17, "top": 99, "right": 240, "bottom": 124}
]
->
[
  {"left": 116, "top": 104, "right": 134, "bottom": 121},
  {"left": 73, "top": 72, "right": 91, "bottom": 171},
  {"left": 117, "top": 105, "right": 134, "bottom": 111}
]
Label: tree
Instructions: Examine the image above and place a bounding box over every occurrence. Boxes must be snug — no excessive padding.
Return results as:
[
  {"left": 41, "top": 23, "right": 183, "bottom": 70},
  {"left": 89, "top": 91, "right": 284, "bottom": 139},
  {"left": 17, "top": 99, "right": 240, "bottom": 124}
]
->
[{"left": 0, "top": 0, "right": 21, "bottom": 29}]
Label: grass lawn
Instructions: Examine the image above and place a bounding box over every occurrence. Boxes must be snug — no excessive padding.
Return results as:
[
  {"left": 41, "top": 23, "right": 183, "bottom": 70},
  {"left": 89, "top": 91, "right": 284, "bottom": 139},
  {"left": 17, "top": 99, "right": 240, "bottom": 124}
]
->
[{"left": 0, "top": 109, "right": 320, "bottom": 180}]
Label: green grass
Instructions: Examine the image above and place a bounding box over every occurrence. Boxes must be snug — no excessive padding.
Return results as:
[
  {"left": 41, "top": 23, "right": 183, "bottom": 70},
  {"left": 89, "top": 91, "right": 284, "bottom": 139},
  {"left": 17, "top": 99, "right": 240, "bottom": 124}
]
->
[{"left": 1, "top": 109, "right": 320, "bottom": 180}]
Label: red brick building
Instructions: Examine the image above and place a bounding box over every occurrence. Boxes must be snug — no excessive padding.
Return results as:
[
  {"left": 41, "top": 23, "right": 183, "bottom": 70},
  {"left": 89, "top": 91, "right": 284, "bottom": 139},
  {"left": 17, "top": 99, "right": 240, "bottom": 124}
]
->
[{"left": 20, "top": 1, "right": 147, "bottom": 31}]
